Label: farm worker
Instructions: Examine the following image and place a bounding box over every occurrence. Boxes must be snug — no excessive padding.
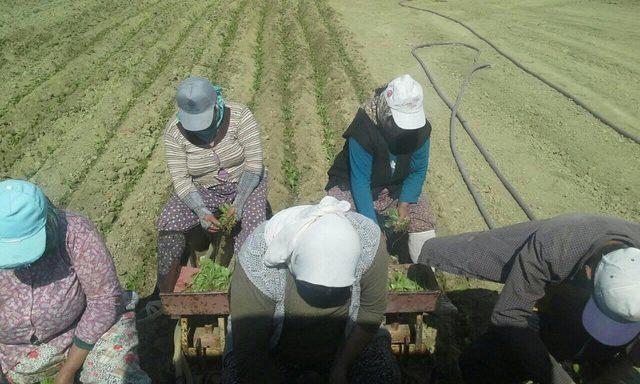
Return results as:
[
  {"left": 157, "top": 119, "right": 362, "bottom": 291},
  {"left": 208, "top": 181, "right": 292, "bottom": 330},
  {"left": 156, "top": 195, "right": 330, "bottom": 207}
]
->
[
  {"left": 156, "top": 76, "right": 266, "bottom": 291},
  {"left": 417, "top": 213, "right": 640, "bottom": 384},
  {"left": 222, "top": 196, "right": 400, "bottom": 384},
  {"left": 326, "top": 74, "right": 435, "bottom": 263},
  {"left": 0, "top": 180, "right": 151, "bottom": 384}
]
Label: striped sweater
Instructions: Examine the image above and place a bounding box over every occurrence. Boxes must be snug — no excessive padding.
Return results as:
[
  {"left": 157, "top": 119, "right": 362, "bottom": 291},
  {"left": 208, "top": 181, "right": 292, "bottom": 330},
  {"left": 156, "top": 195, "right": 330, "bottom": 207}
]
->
[{"left": 163, "top": 101, "right": 263, "bottom": 199}]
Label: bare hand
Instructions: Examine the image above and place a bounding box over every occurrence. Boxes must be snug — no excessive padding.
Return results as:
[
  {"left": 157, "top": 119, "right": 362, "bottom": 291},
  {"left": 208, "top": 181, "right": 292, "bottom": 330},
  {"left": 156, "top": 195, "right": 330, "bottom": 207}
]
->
[
  {"left": 204, "top": 214, "right": 221, "bottom": 233},
  {"left": 226, "top": 205, "right": 237, "bottom": 219},
  {"left": 397, "top": 202, "right": 410, "bottom": 221},
  {"left": 54, "top": 369, "right": 76, "bottom": 384}
]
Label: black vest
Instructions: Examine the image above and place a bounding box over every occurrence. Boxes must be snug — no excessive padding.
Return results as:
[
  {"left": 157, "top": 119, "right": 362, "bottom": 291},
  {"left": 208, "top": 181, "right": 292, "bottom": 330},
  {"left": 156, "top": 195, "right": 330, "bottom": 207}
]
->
[{"left": 326, "top": 108, "right": 431, "bottom": 199}]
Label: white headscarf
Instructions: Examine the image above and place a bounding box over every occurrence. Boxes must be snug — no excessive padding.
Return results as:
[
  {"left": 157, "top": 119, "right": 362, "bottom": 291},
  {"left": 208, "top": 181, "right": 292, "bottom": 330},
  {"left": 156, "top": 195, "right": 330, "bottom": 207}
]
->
[{"left": 263, "top": 196, "right": 361, "bottom": 287}]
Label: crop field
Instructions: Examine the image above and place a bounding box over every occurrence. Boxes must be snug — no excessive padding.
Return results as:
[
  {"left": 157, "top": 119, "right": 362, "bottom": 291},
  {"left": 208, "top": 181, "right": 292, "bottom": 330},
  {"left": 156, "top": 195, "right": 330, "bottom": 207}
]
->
[{"left": 1, "top": 0, "right": 639, "bottom": 382}]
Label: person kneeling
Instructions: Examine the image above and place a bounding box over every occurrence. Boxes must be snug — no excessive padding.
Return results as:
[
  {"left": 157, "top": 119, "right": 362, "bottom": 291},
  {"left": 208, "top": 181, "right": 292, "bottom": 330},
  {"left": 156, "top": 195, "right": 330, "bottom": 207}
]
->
[
  {"left": 222, "top": 197, "right": 400, "bottom": 384},
  {"left": 0, "top": 180, "right": 150, "bottom": 384}
]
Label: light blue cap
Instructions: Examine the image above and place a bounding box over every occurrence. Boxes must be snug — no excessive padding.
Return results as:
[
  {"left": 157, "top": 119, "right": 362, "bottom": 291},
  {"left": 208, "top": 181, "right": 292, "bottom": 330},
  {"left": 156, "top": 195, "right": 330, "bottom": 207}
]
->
[
  {"left": 176, "top": 76, "right": 216, "bottom": 132},
  {"left": 0, "top": 180, "right": 48, "bottom": 269}
]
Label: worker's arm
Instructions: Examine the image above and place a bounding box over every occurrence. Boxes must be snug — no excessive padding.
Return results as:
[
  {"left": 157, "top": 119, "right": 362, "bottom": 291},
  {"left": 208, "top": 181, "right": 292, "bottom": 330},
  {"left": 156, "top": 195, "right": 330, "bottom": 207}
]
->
[
  {"left": 229, "top": 265, "right": 282, "bottom": 384},
  {"left": 331, "top": 234, "right": 388, "bottom": 382},
  {"left": 491, "top": 249, "right": 575, "bottom": 384},
  {"left": 60, "top": 215, "right": 122, "bottom": 381},
  {"left": 348, "top": 138, "right": 378, "bottom": 224},
  {"left": 54, "top": 345, "right": 90, "bottom": 384},
  {"left": 233, "top": 106, "right": 264, "bottom": 219},
  {"left": 399, "top": 139, "right": 430, "bottom": 204},
  {"left": 164, "top": 124, "right": 199, "bottom": 200}
]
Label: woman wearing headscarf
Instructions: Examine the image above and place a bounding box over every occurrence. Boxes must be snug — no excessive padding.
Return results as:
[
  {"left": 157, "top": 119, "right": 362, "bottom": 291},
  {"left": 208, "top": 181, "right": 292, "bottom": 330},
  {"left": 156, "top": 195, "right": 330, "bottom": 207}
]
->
[
  {"left": 221, "top": 196, "right": 400, "bottom": 384},
  {"left": 157, "top": 76, "right": 266, "bottom": 291},
  {"left": 326, "top": 74, "right": 436, "bottom": 263},
  {"left": 0, "top": 180, "right": 150, "bottom": 384}
]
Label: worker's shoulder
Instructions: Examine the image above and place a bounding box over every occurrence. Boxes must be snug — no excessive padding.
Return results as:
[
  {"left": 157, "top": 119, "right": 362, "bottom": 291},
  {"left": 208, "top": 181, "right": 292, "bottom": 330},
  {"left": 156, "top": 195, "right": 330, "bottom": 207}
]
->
[
  {"left": 226, "top": 101, "right": 252, "bottom": 116},
  {"left": 61, "top": 210, "right": 99, "bottom": 234},
  {"left": 163, "top": 115, "right": 180, "bottom": 137}
]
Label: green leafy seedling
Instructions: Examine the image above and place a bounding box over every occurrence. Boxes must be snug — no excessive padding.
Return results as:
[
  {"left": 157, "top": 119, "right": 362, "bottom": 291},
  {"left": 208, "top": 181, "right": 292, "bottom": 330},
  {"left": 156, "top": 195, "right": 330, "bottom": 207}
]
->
[
  {"left": 388, "top": 271, "right": 423, "bottom": 292},
  {"left": 217, "top": 203, "right": 238, "bottom": 236},
  {"left": 384, "top": 208, "right": 410, "bottom": 233},
  {"left": 188, "top": 259, "right": 231, "bottom": 292}
]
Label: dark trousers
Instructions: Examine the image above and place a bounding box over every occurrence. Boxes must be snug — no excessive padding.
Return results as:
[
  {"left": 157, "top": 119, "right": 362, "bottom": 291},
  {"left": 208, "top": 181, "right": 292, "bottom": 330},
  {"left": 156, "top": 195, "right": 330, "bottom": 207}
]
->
[{"left": 458, "top": 326, "right": 623, "bottom": 384}]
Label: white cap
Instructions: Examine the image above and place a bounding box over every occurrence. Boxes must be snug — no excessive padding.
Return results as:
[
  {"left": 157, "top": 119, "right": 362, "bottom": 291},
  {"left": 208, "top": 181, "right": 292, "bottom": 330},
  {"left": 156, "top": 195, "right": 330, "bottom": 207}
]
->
[
  {"left": 263, "top": 196, "right": 361, "bottom": 288},
  {"left": 383, "top": 74, "right": 426, "bottom": 130},
  {"left": 290, "top": 214, "right": 361, "bottom": 287},
  {"left": 582, "top": 247, "right": 640, "bottom": 346}
]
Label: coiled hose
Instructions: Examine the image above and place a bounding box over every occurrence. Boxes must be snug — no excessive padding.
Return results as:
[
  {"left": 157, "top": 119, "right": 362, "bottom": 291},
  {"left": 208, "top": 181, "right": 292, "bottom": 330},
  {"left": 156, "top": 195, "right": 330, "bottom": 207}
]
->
[
  {"left": 399, "top": 0, "right": 640, "bottom": 145},
  {"left": 413, "top": 42, "right": 536, "bottom": 228}
]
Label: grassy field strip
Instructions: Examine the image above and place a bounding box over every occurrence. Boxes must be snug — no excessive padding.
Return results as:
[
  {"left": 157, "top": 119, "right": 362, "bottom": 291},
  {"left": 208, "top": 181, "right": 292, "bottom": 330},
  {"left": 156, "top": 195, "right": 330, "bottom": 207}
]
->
[
  {"left": 405, "top": 4, "right": 639, "bottom": 223},
  {"left": 421, "top": 29, "right": 640, "bottom": 221},
  {"left": 65, "top": 1, "right": 223, "bottom": 233},
  {"left": 24, "top": 2, "right": 210, "bottom": 204},
  {"left": 502, "top": 24, "right": 640, "bottom": 132},
  {"left": 0, "top": 0, "right": 66, "bottom": 34},
  {"left": 247, "top": 0, "right": 289, "bottom": 212},
  {"left": 277, "top": 0, "right": 303, "bottom": 202},
  {"left": 0, "top": 0, "right": 161, "bottom": 119},
  {"left": 6, "top": 1, "right": 178, "bottom": 178},
  {"left": 0, "top": 0, "right": 107, "bottom": 61},
  {"left": 286, "top": 29, "right": 330, "bottom": 204},
  {"left": 104, "top": 0, "right": 252, "bottom": 293},
  {"left": 215, "top": 0, "right": 258, "bottom": 103},
  {"left": 296, "top": 0, "right": 360, "bottom": 162},
  {"left": 1, "top": 1, "right": 177, "bottom": 175},
  {"left": 313, "top": 0, "right": 374, "bottom": 103},
  {"left": 247, "top": 1, "right": 270, "bottom": 110}
]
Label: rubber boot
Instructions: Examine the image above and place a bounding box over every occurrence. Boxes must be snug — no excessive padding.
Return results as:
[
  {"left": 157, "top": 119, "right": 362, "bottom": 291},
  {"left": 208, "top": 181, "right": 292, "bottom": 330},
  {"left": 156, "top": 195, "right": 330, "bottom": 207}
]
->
[{"left": 408, "top": 229, "right": 436, "bottom": 264}]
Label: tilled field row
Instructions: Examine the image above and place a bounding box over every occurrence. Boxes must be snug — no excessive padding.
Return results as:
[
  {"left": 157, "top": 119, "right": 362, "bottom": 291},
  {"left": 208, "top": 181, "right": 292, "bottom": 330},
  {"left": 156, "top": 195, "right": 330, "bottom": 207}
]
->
[
  {"left": 1, "top": 0, "right": 177, "bottom": 173},
  {"left": 0, "top": 0, "right": 162, "bottom": 120}
]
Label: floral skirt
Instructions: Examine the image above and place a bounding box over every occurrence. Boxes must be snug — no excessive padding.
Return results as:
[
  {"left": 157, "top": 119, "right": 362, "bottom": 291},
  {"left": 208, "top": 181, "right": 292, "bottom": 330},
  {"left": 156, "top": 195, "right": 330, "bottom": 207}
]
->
[
  {"left": 326, "top": 186, "right": 436, "bottom": 232},
  {"left": 5, "top": 312, "right": 150, "bottom": 384}
]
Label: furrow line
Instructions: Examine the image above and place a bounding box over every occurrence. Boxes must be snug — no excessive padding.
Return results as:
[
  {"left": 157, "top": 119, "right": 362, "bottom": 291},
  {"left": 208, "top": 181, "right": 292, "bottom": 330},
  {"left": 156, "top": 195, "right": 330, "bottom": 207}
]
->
[
  {"left": 0, "top": 0, "right": 163, "bottom": 120},
  {"left": 313, "top": 0, "right": 373, "bottom": 103},
  {"left": 2, "top": 1, "right": 178, "bottom": 175}
]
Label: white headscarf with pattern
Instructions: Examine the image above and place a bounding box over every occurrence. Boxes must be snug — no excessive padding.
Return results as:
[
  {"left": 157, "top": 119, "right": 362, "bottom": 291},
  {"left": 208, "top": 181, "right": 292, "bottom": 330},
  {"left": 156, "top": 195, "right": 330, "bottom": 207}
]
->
[{"left": 263, "top": 196, "right": 361, "bottom": 287}]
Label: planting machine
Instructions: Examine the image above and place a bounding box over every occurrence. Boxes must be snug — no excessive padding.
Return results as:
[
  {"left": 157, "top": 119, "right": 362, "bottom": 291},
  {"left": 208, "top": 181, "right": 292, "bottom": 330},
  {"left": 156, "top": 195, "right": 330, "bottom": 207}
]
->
[{"left": 159, "top": 231, "right": 443, "bottom": 384}]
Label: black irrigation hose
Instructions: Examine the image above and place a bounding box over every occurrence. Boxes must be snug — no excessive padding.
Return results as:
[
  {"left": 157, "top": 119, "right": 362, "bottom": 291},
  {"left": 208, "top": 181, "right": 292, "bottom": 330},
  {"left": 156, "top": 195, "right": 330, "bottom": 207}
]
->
[
  {"left": 399, "top": 0, "right": 640, "bottom": 145},
  {"left": 413, "top": 42, "right": 536, "bottom": 227},
  {"left": 449, "top": 60, "right": 495, "bottom": 228}
]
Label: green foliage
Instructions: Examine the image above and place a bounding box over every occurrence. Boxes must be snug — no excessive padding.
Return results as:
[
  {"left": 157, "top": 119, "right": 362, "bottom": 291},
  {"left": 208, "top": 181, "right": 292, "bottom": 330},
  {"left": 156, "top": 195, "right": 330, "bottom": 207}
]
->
[
  {"left": 384, "top": 208, "right": 410, "bottom": 233},
  {"left": 388, "top": 271, "right": 423, "bottom": 292},
  {"left": 188, "top": 259, "right": 231, "bottom": 292},
  {"left": 124, "top": 265, "right": 145, "bottom": 293},
  {"left": 217, "top": 203, "right": 238, "bottom": 236},
  {"left": 277, "top": 1, "right": 301, "bottom": 199},
  {"left": 39, "top": 379, "right": 54, "bottom": 384}
]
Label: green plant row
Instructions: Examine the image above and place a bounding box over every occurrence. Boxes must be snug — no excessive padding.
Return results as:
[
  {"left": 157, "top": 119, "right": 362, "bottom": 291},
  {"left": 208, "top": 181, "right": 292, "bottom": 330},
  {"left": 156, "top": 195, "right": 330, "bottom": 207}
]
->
[
  {"left": 0, "top": 0, "right": 161, "bottom": 121},
  {"left": 277, "top": 0, "right": 301, "bottom": 201},
  {"left": 56, "top": 1, "right": 215, "bottom": 207},
  {"left": 248, "top": 0, "right": 270, "bottom": 111},
  {"left": 0, "top": 1, "right": 176, "bottom": 174},
  {"left": 295, "top": 1, "right": 336, "bottom": 163},
  {"left": 312, "top": 0, "right": 372, "bottom": 103}
]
